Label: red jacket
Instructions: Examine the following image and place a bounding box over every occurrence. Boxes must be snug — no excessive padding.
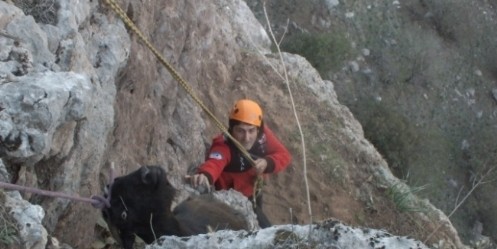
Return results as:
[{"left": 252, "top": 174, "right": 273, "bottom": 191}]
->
[{"left": 197, "top": 126, "right": 291, "bottom": 197}]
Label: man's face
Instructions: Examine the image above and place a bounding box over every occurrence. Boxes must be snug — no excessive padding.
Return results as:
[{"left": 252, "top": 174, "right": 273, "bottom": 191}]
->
[{"left": 231, "top": 122, "right": 259, "bottom": 150}]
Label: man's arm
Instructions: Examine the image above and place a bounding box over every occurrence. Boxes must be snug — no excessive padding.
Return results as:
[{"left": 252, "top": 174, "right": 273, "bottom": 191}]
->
[
  {"left": 196, "top": 136, "right": 231, "bottom": 183},
  {"left": 263, "top": 126, "right": 292, "bottom": 174}
]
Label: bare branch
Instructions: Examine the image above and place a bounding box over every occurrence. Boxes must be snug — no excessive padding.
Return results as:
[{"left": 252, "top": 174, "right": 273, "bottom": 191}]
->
[
  {"left": 453, "top": 186, "right": 464, "bottom": 209},
  {"left": 277, "top": 18, "right": 290, "bottom": 46},
  {"left": 262, "top": 0, "right": 313, "bottom": 230},
  {"left": 424, "top": 165, "right": 495, "bottom": 243}
]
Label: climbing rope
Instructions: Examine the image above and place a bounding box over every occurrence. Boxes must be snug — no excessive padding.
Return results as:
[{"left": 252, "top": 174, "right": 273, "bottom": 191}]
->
[
  {"left": 0, "top": 181, "right": 93, "bottom": 203},
  {"left": 103, "top": 0, "right": 264, "bottom": 204},
  {"left": 0, "top": 164, "right": 116, "bottom": 209}
]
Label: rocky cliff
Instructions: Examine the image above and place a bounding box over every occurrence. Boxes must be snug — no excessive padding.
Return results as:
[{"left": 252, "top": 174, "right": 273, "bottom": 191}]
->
[{"left": 0, "top": 0, "right": 468, "bottom": 248}]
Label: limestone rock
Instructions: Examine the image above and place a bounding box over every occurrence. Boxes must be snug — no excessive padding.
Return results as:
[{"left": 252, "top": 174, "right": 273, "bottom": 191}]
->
[
  {"left": 147, "top": 220, "right": 430, "bottom": 249},
  {"left": 3, "top": 190, "right": 47, "bottom": 249}
]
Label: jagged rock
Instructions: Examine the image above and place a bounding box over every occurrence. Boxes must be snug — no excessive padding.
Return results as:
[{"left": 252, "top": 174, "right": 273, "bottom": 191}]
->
[
  {"left": 0, "top": 71, "right": 90, "bottom": 161},
  {"left": 211, "top": 190, "right": 260, "bottom": 230},
  {"left": 2, "top": 190, "right": 47, "bottom": 249},
  {"left": 0, "top": 159, "right": 9, "bottom": 182},
  {"left": 0, "top": 1, "right": 129, "bottom": 247},
  {"left": 147, "top": 220, "right": 430, "bottom": 249}
]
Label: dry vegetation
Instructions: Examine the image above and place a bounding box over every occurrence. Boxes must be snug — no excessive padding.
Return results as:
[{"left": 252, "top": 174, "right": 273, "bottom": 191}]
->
[
  {"left": 11, "top": 0, "right": 58, "bottom": 25},
  {"left": 0, "top": 191, "right": 20, "bottom": 248},
  {"left": 248, "top": 0, "right": 497, "bottom": 246}
]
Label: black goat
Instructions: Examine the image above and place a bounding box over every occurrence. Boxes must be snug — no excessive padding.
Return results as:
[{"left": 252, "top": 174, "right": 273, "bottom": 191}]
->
[{"left": 101, "top": 165, "right": 248, "bottom": 249}]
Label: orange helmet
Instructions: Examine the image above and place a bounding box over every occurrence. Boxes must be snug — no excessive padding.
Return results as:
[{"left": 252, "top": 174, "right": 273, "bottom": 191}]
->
[{"left": 229, "top": 99, "right": 263, "bottom": 127}]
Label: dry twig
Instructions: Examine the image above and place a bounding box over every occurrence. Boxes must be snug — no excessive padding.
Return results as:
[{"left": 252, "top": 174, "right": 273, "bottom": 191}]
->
[
  {"left": 424, "top": 165, "right": 495, "bottom": 243},
  {"left": 261, "top": 0, "right": 313, "bottom": 230}
]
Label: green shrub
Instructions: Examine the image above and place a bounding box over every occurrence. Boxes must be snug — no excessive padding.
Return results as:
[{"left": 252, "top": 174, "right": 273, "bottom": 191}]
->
[
  {"left": 354, "top": 101, "right": 420, "bottom": 176},
  {"left": 386, "top": 182, "right": 428, "bottom": 213},
  {"left": 280, "top": 31, "right": 352, "bottom": 73},
  {"left": 351, "top": 99, "right": 457, "bottom": 193}
]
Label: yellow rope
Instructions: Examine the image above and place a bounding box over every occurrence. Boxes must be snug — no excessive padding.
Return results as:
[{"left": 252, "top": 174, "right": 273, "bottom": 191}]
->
[{"left": 103, "top": 0, "right": 264, "bottom": 202}]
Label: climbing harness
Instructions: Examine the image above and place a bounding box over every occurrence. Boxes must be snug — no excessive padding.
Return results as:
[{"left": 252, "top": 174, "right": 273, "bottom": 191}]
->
[{"left": 103, "top": 0, "right": 264, "bottom": 204}]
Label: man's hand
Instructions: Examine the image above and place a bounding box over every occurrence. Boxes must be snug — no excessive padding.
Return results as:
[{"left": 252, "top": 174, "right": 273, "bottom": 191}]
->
[
  {"left": 254, "top": 158, "right": 268, "bottom": 175},
  {"left": 185, "top": 173, "right": 211, "bottom": 192}
]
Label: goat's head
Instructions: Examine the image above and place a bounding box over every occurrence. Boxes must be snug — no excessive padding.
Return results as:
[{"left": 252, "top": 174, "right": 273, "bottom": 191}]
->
[{"left": 102, "top": 165, "right": 176, "bottom": 248}]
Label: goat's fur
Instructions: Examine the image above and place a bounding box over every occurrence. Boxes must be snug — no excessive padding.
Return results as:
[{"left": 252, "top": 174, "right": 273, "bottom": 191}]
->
[{"left": 102, "top": 165, "right": 248, "bottom": 249}]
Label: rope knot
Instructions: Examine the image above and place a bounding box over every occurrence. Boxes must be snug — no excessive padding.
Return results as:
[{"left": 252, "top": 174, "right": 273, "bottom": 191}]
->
[{"left": 90, "top": 195, "right": 111, "bottom": 209}]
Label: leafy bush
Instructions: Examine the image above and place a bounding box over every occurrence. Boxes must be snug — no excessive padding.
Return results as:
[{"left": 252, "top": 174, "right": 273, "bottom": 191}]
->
[
  {"left": 386, "top": 182, "right": 428, "bottom": 213},
  {"left": 280, "top": 31, "right": 352, "bottom": 73},
  {"left": 353, "top": 100, "right": 420, "bottom": 176}
]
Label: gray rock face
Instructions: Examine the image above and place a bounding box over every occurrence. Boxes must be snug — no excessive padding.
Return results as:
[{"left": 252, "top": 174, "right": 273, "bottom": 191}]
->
[
  {"left": 3, "top": 190, "right": 47, "bottom": 249},
  {"left": 0, "top": 72, "right": 90, "bottom": 161},
  {"left": 147, "top": 220, "right": 430, "bottom": 249},
  {"left": 211, "top": 189, "right": 260, "bottom": 230},
  {"left": 0, "top": 1, "right": 129, "bottom": 247}
]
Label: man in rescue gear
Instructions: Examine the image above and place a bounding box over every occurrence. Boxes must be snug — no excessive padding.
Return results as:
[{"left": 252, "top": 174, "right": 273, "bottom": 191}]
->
[{"left": 189, "top": 99, "right": 292, "bottom": 228}]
